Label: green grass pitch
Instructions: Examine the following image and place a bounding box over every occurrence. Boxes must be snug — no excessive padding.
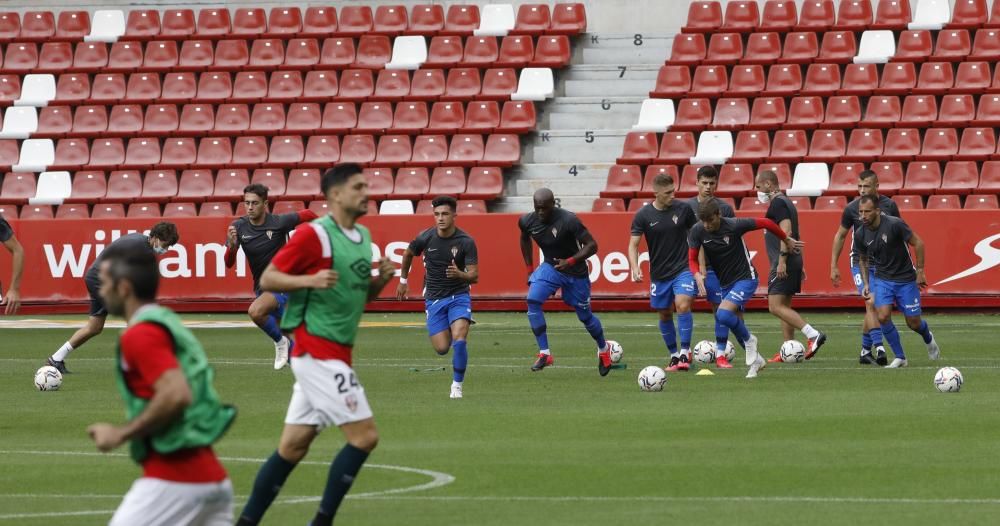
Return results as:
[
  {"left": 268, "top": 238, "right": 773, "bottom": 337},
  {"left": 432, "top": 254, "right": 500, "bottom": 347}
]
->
[{"left": 2, "top": 311, "right": 1000, "bottom": 525}]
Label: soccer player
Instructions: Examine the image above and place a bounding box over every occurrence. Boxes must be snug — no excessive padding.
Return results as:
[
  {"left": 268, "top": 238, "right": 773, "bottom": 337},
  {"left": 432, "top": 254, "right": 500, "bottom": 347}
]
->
[
  {"left": 830, "top": 170, "right": 902, "bottom": 366},
  {"left": 855, "top": 195, "right": 940, "bottom": 368},
  {"left": 0, "top": 215, "right": 23, "bottom": 314},
  {"left": 627, "top": 172, "right": 698, "bottom": 371},
  {"left": 46, "top": 222, "right": 180, "bottom": 374},
  {"left": 87, "top": 240, "right": 236, "bottom": 526},
  {"left": 396, "top": 195, "right": 479, "bottom": 399},
  {"left": 688, "top": 200, "right": 803, "bottom": 378},
  {"left": 236, "top": 164, "right": 396, "bottom": 526},
  {"left": 519, "top": 188, "right": 614, "bottom": 376},
  {"left": 224, "top": 183, "right": 318, "bottom": 369},
  {"left": 754, "top": 171, "right": 827, "bottom": 363}
]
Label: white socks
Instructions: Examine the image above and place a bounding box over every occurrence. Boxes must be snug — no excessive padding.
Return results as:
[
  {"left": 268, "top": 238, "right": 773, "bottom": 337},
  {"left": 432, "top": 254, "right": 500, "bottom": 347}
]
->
[
  {"left": 52, "top": 342, "right": 74, "bottom": 362},
  {"left": 539, "top": 349, "right": 551, "bottom": 355},
  {"left": 802, "top": 324, "right": 820, "bottom": 340}
]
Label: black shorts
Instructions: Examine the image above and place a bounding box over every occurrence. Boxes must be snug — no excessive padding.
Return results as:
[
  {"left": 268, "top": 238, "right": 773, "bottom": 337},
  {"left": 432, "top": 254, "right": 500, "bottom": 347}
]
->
[
  {"left": 767, "top": 256, "right": 803, "bottom": 296},
  {"left": 85, "top": 270, "right": 108, "bottom": 317}
]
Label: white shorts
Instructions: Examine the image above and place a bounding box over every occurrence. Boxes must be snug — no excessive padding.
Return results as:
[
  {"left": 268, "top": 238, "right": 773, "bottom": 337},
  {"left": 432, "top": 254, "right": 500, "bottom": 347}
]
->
[
  {"left": 110, "top": 478, "right": 233, "bottom": 526},
  {"left": 285, "top": 355, "right": 373, "bottom": 430}
]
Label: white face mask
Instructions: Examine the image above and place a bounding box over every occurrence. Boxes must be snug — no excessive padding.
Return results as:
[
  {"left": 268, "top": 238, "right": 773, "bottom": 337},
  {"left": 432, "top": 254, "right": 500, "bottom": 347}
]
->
[
  {"left": 153, "top": 246, "right": 168, "bottom": 255},
  {"left": 756, "top": 191, "right": 772, "bottom": 203}
]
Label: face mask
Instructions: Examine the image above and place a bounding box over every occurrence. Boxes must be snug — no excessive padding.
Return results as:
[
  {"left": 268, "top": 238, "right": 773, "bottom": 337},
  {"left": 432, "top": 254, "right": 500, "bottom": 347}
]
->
[
  {"left": 153, "top": 246, "right": 168, "bottom": 255},
  {"left": 756, "top": 191, "right": 772, "bottom": 203}
]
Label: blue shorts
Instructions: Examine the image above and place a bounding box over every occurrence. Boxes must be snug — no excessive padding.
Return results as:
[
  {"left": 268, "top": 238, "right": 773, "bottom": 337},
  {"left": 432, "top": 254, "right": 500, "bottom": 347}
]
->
[
  {"left": 851, "top": 265, "right": 875, "bottom": 297},
  {"left": 719, "top": 278, "right": 758, "bottom": 308},
  {"left": 255, "top": 289, "right": 288, "bottom": 317},
  {"left": 528, "top": 262, "right": 593, "bottom": 310},
  {"left": 425, "top": 293, "right": 473, "bottom": 335},
  {"left": 704, "top": 269, "right": 725, "bottom": 305},
  {"left": 872, "top": 277, "right": 922, "bottom": 317},
  {"left": 650, "top": 271, "right": 696, "bottom": 310}
]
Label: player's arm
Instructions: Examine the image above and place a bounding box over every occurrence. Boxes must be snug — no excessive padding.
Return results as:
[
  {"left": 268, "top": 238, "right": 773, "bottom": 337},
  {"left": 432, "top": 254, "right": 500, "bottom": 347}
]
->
[
  {"left": 2, "top": 235, "right": 24, "bottom": 314},
  {"left": 688, "top": 247, "right": 707, "bottom": 297},
  {"left": 369, "top": 258, "right": 395, "bottom": 302},
  {"left": 554, "top": 231, "right": 597, "bottom": 271},
  {"left": 447, "top": 262, "right": 478, "bottom": 284},
  {"left": 261, "top": 225, "right": 338, "bottom": 292},
  {"left": 627, "top": 234, "right": 643, "bottom": 282},
  {"left": 858, "top": 253, "right": 871, "bottom": 299},
  {"left": 261, "top": 262, "right": 336, "bottom": 291},
  {"left": 775, "top": 217, "right": 793, "bottom": 279},
  {"left": 906, "top": 230, "right": 927, "bottom": 289},
  {"left": 519, "top": 229, "right": 534, "bottom": 281},
  {"left": 88, "top": 368, "right": 192, "bottom": 453},
  {"left": 296, "top": 209, "right": 319, "bottom": 223},
  {"left": 396, "top": 248, "right": 415, "bottom": 300},
  {"left": 223, "top": 221, "right": 239, "bottom": 269},
  {"left": 829, "top": 225, "right": 850, "bottom": 287},
  {"left": 751, "top": 218, "right": 803, "bottom": 254}
]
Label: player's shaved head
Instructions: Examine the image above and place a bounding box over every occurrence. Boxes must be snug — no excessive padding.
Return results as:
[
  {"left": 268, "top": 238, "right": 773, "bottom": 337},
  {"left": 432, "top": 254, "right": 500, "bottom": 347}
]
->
[
  {"left": 533, "top": 188, "right": 556, "bottom": 223},
  {"left": 533, "top": 188, "right": 554, "bottom": 205},
  {"left": 859, "top": 170, "right": 879, "bottom": 184},
  {"left": 858, "top": 195, "right": 879, "bottom": 208},
  {"left": 653, "top": 173, "right": 674, "bottom": 189},
  {"left": 858, "top": 170, "right": 880, "bottom": 198}
]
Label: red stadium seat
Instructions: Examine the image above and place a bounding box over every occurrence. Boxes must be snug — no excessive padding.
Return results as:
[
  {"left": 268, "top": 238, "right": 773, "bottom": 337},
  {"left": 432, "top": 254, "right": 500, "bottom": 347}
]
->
[
  {"left": 725, "top": 65, "right": 765, "bottom": 97},
  {"left": 36, "top": 107, "right": 72, "bottom": 138},
  {"left": 876, "top": 62, "right": 916, "bottom": 95},
  {"left": 3, "top": 43, "right": 38, "bottom": 73},
  {"left": 971, "top": 29, "right": 1000, "bottom": 60},
  {"left": 214, "top": 103, "right": 251, "bottom": 133},
  {"left": 0, "top": 142, "right": 18, "bottom": 171},
  {"left": 408, "top": 134, "right": 446, "bottom": 166},
  {"left": 770, "top": 129, "right": 808, "bottom": 162},
  {"left": 302, "top": 135, "right": 342, "bottom": 168},
  {"left": 950, "top": 0, "right": 988, "bottom": 28},
  {"left": 106, "top": 41, "right": 143, "bottom": 72},
  {"left": 742, "top": 31, "right": 781, "bottom": 65},
  {"left": 683, "top": 1, "right": 723, "bottom": 33},
  {"left": 340, "top": 134, "right": 377, "bottom": 164},
  {"left": 463, "top": 166, "right": 503, "bottom": 199},
  {"left": 895, "top": 30, "right": 932, "bottom": 62},
  {"left": 760, "top": 1, "right": 798, "bottom": 32},
  {"left": 373, "top": 70, "right": 412, "bottom": 101},
  {"left": 125, "top": 10, "right": 161, "bottom": 40},
  {"left": 954, "top": 61, "right": 991, "bottom": 93},
  {"left": 980, "top": 160, "right": 1000, "bottom": 192},
  {"left": 601, "top": 165, "right": 641, "bottom": 198},
  {"left": 301, "top": 7, "right": 338, "bottom": 38},
  {"left": 161, "top": 137, "right": 198, "bottom": 166},
  {"left": 269, "top": 200, "right": 303, "bottom": 214},
  {"left": 373, "top": 134, "right": 412, "bottom": 166},
  {"left": 233, "top": 8, "right": 266, "bottom": 37},
  {"left": 176, "top": 169, "right": 214, "bottom": 201},
  {"left": 250, "top": 104, "right": 286, "bottom": 132},
  {"left": 303, "top": 71, "right": 339, "bottom": 101},
  {"left": 651, "top": 65, "right": 691, "bottom": 99},
  {"left": 392, "top": 101, "right": 429, "bottom": 133},
  {"left": 806, "top": 129, "right": 846, "bottom": 162},
  {"left": 497, "top": 101, "right": 536, "bottom": 134},
  {"left": 937, "top": 94, "right": 976, "bottom": 126},
  {"left": 722, "top": 1, "right": 760, "bottom": 33},
  {"left": 689, "top": 66, "right": 728, "bottom": 97},
  {"left": 975, "top": 94, "right": 1000, "bottom": 126},
  {"left": 462, "top": 101, "right": 500, "bottom": 133},
  {"left": 780, "top": 32, "right": 819, "bottom": 63},
  {"left": 456, "top": 199, "right": 487, "bottom": 213},
  {"left": 835, "top": 0, "right": 873, "bottom": 30},
  {"left": 443, "top": 68, "right": 481, "bottom": 100},
  {"left": 38, "top": 42, "right": 73, "bottom": 73},
  {"left": 198, "top": 201, "right": 233, "bottom": 217},
  {"left": 824, "top": 95, "right": 862, "bottom": 128},
  {"left": 713, "top": 97, "right": 750, "bottom": 129},
  {"left": 481, "top": 68, "right": 517, "bottom": 100},
  {"left": 705, "top": 33, "right": 744, "bottom": 65},
  {"left": 765, "top": 64, "right": 802, "bottom": 96},
  {"left": 464, "top": 36, "right": 500, "bottom": 67},
  {"left": 818, "top": 31, "right": 857, "bottom": 63},
  {"left": 656, "top": 132, "right": 697, "bottom": 164},
  {"left": 108, "top": 105, "right": 143, "bottom": 136},
  {"left": 869, "top": 161, "right": 904, "bottom": 194},
  {"left": 446, "top": 134, "right": 485, "bottom": 166},
  {"left": 320, "top": 38, "right": 356, "bottom": 68},
  {"left": 716, "top": 163, "right": 753, "bottom": 196},
  {"left": 143, "top": 40, "right": 179, "bottom": 71},
  {"left": 429, "top": 167, "right": 467, "bottom": 196},
  {"left": 405, "top": 69, "right": 445, "bottom": 101},
  {"left": 90, "top": 203, "right": 125, "bottom": 219},
  {"left": 54, "top": 74, "right": 88, "bottom": 104},
  {"left": 796, "top": 0, "right": 836, "bottom": 31},
  {"left": 513, "top": 4, "right": 550, "bottom": 36},
  {"left": 64, "top": 171, "right": 105, "bottom": 203},
  {"left": 196, "top": 8, "right": 231, "bottom": 38},
  {"left": 363, "top": 168, "right": 394, "bottom": 200},
  {"left": 918, "top": 128, "right": 958, "bottom": 161},
  {"left": 55, "top": 204, "right": 88, "bottom": 219},
  {"left": 266, "top": 136, "right": 304, "bottom": 167},
  {"left": 21, "top": 11, "right": 55, "bottom": 41},
  {"left": 593, "top": 197, "right": 626, "bottom": 212},
  {"left": 104, "top": 170, "right": 142, "bottom": 203},
  {"left": 410, "top": 4, "right": 445, "bottom": 35},
  {"left": 161, "top": 72, "right": 197, "bottom": 102},
  {"left": 483, "top": 134, "right": 519, "bottom": 166},
  {"left": 786, "top": 96, "right": 825, "bottom": 129},
  {"left": 124, "top": 137, "right": 162, "bottom": 168},
  {"left": 51, "top": 138, "right": 89, "bottom": 170},
  {"left": 249, "top": 39, "right": 285, "bottom": 68},
  {"left": 285, "top": 168, "right": 320, "bottom": 199},
  {"left": 393, "top": 167, "right": 429, "bottom": 199},
  {"left": 214, "top": 39, "right": 250, "bottom": 70},
  {"left": 861, "top": 96, "right": 901, "bottom": 128},
  {"left": 873, "top": 0, "right": 911, "bottom": 30},
  {"left": 731, "top": 130, "right": 771, "bottom": 163},
  {"left": 882, "top": 128, "right": 921, "bottom": 160},
  {"left": 161, "top": 9, "right": 196, "bottom": 38},
  {"left": 940, "top": 161, "right": 980, "bottom": 193},
  {"left": 373, "top": 5, "right": 408, "bottom": 35},
  {"left": 955, "top": 127, "right": 996, "bottom": 160},
  {"left": 355, "top": 35, "right": 391, "bottom": 69},
  {"left": 425, "top": 36, "right": 463, "bottom": 68},
  {"left": 669, "top": 33, "right": 706, "bottom": 65},
  {"left": 213, "top": 169, "right": 250, "bottom": 201},
  {"left": 893, "top": 194, "right": 923, "bottom": 209},
  {"left": 748, "top": 97, "right": 787, "bottom": 130},
  {"left": 268, "top": 71, "right": 304, "bottom": 102},
  {"left": 672, "top": 98, "right": 712, "bottom": 131},
  {"left": 339, "top": 5, "right": 374, "bottom": 36},
  {"left": 321, "top": 102, "right": 358, "bottom": 134},
  {"left": 815, "top": 195, "right": 848, "bottom": 210},
  {"left": 443, "top": 5, "right": 480, "bottom": 35},
  {"left": 965, "top": 194, "right": 999, "bottom": 209},
  {"left": 162, "top": 202, "right": 197, "bottom": 218},
  {"left": 627, "top": 197, "right": 654, "bottom": 212},
  {"left": 72, "top": 42, "right": 109, "bottom": 73},
  {"left": 826, "top": 162, "right": 866, "bottom": 194},
  {"left": 142, "top": 104, "right": 179, "bottom": 135},
  {"left": 898, "top": 95, "right": 938, "bottom": 127},
  {"left": 914, "top": 62, "right": 954, "bottom": 94},
  {"left": 532, "top": 35, "right": 571, "bottom": 67},
  {"left": 641, "top": 165, "right": 679, "bottom": 196},
  {"left": 904, "top": 162, "right": 942, "bottom": 194},
  {"left": 0, "top": 172, "right": 35, "bottom": 205},
  {"left": 339, "top": 69, "right": 375, "bottom": 100},
  {"left": 179, "top": 39, "right": 214, "bottom": 69},
  {"left": 802, "top": 63, "right": 843, "bottom": 97},
  {"left": 282, "top": 38, "right": 320, "bottom": 69},
  {"left": 72, "top": 105, "right": 109, "bottom": 136},
  {"left": 232, "top": 136, "right": 268, "bottom": 167},
  {"left": 123, "top": 74, "right": 161, "bottom": 104},
  {"left": 196, "top": 137, "right": 233, "bottom": 168},
  {"left": 844, "top": 129, "right": 885, "bottom": 162}
]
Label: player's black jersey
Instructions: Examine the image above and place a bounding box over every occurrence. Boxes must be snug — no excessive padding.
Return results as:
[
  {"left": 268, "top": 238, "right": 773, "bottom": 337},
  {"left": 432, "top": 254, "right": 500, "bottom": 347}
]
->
[
  {"left": 688, "top": 217, "right": 759, "bottom": 288},
  {"left": 630, "top": 201, "right": 697, "bottom": 281},
  {"left": 86, "top": 233, "right": 151, "bottom": 281},
  {"left": 685, "top": 196, "right": 735, "bottom": 271},
  {"left": 764, "top": 194, "right": 801, "bottom": 271},
  {"left": 0, "top": 216, "right": 12, "bottom": 243},
  {"left": 519, "top": 208, "right": 591, "bottom": 277},
  {"left": 231, "top": 212, "right": 300, "bottom": 292},
  {"left": 841, "top": 195, "right": 900, "bottom": 267},
  {"left": 853, "top": 215, "right": 917, "bottom": 283},
  {"left": 408, "top": 227, "right": 479, "bottom": 299}
]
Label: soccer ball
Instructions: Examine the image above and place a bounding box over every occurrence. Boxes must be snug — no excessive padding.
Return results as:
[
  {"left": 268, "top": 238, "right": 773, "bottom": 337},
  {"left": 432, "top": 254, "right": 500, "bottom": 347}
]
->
[
  {"left": 779, "top": 340, "right": 806, "bottom": 363},
  {"left": 692, "top": 340, "right": 716, "bottom": 364},
  {"left": 607, "top": 340, "right": 623, "bottom": 364},
  {"left": 637, "top": 366, "right": 666, "bottom": 392},
  {"left": 34, "top": 366, "right": 62, "bottom": 391},
  {"left": 933, "top": 367, "right": 963, "bottom": 393}
]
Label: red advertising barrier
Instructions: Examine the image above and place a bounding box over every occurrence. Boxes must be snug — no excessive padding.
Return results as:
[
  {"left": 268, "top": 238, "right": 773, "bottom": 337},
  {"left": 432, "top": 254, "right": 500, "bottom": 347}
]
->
[{"left": 1, "top": 210, "right": 998, "bottom": 311}]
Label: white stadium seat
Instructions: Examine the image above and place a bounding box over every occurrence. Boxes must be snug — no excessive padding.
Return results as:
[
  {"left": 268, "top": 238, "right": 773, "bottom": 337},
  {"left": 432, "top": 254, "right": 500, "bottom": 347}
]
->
[
  {"left": 511, "top": 68, "right": 554, "bottom": 101},
  {"left": 854, "top": 30, "right": 896, "bottom": 64},
  {"left": 385, "top": 36, "right": 427, "bottom": 70},
  {"left": 380, "top": 199, "right": 415, "bottom": 215},
  {"left": 908, "top": 0, "right": 951, "bottom": 30},
  {"left": 787, "top": 163, "right": 830, "bottom": 196},
  {"left": 690, "top": 131, "right": 733, "bottom": 165},
  {"left": 0, "top": 107, "right": 38, "bottom": 139},
  {"left": 13, "top": 139, "right": 54, "bottom": 172},
  {"left": 86, "top": 10, "right": 126, "bottom": 42},
  {"left": 29, "top": 171, "right": 72, "bottom": 205},
  {"left": 475, "top": 4, "right": 516, "bottom": 36},
  {"left": 631, "top": 99, "right": 675, "bottom": 132},
  {"left": 15, "top": 75, "right": 56, "bottom": 107}
]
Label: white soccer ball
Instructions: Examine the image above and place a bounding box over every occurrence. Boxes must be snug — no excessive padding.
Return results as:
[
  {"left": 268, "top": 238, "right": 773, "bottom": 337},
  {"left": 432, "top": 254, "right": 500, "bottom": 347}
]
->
[
  {"left": 721, "top": 341, "right": 736, "bottom": 362},
  {"left": 34, "top": 366, "right": 63, "bottom": 391},
  {"left": 779, "top": 340, "right": 806, "bottom": 363},
  {"left": 607, "top": 340, "right": 623, "bottom": 364},
  {"left": 934, "top": 367, "right": 963, "bottom": 393},
  {"left": 693, "top": 340, "right": 716, "bottom": 364},
  {"left": 638, "top": 365, "right": 667, "bottom": 392}
]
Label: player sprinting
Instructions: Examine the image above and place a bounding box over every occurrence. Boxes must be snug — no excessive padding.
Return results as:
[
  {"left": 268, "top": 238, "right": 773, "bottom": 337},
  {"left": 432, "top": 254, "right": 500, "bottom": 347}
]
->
[
  {"left": 236, "top": 164, "right": 395, "bottom": 526},
  {"left": 627, "top": 172, "right": 698, "bottom": 372},
  {"left": 688, "top": 200, "right": 803, "bottom": 378},
  {"left": 87, "top": 241, "right": 236, "bottom": 526},
  {"left": 46, "top": 222, "right": 180, "bottom": 374},
  {"left": 830, "top": 170, "right": 902, "bottom": 366},
  {"left": 754, "top": 170, "right": 827, "bottom": 363},
  {"left": 855, "top": 195, "right": 940, "bottom": 368},
  {"left": 0, "top": 215, "right": 23, "bottom": 314},
  {"left": 224, "top": 183, "right": 317, "bottom": 370},
  {"left": 397, "top": 195, "right": 479, "bottom": 399},
  {"left": 519, "top": 188, "right": 615, "bottom": 376}
]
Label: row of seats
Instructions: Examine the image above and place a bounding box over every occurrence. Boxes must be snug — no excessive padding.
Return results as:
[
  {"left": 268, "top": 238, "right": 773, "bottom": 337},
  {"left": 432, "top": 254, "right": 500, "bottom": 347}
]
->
[
  {"left": 653, "top": 61, "right": 1000, "bottom": 99},
  {"left": 0, "top": 100, "right": 537, "bottom": 139},
  {"left": 682, "top": 0, "right": 992, "bottom": 34},
  {"left": 0, "top": 68, "right": 554, "bottom": 107},
  {"left": 0, "top": 34, "right": 571, "bottom": 74},
  {"left": 593, "top": 193, "right": 999, "bottom": 213},
  {"left": 635, "top": 94, "right": 1000, "bottom": 132},
  {"left": 0, "top": 165, "right": 503, "bottom": 205},
  {"left": 603, "top": 159, "right": 1000, "bottom": 198},
  {"left": 669, "top": 27, "right": 1000, "bottom": 66},
  {"left": 0, "top": 198, "right": 493, "bottom": 220},
  {"left": 0, "top": 5, "right": 586, "bottom": 43}
]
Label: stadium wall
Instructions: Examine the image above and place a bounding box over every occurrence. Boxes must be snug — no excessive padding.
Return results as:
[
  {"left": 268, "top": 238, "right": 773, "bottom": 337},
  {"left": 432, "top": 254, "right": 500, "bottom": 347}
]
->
[{"left": 3, "top": 210, "right": 999, "bottom": 313}]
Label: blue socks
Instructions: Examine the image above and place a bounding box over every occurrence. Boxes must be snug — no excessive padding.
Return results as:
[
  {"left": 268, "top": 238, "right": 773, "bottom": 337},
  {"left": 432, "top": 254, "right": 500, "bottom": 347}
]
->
[
  {"left": 238, "top": 451, "right": 297, "bottom": 525},
  {"left": 577, "top": 308, "right": 607, "bottom": 350},
  {"left": 659, "top": 320, "right": 678, "bottom": 355},
  {"left": 261, "top": 314, "right": 283, "bottom": 343},
  {"left": 717, "top": 309, "right": 750, "bottom": 347},
  {"left": 881, "top": 321, "right": 905, "bottom": 359},
  {"left": 915, "top": 320, "right": 933, "bottom": 343},
  {"left": 862, "top": 331, "right": 873, "bottom": 351},
  {"left": 527, "top": 300, "right": 549, "bottom": 351},
  {"left": 314, "top": 444, "right": 370, "bottom": 526},
  {"left": 870, "top": 327, "right": 884, "bottom": 347},
  {"left": 452, "top": 339, "right": 467, "bottom": 382},
  {"left": 677, "top": 311, "right": 693, "bottom": 350}
]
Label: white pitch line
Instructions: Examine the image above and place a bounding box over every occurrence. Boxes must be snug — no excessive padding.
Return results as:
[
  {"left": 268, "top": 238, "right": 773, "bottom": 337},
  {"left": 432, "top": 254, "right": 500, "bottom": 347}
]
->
[{"left": 348, "top": 495, "right": 1000, "bottom": 505}]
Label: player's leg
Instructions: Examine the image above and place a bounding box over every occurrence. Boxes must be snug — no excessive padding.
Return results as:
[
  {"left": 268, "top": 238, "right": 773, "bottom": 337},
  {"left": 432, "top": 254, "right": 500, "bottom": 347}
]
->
[
  {"left": 899, "top": 283, "right": 939, "bottom": 360},
  {"left": 426, "top": 298, "right": 454, "bottom": 355},
  {"left": 527, "top": 266, "right": 560, "bottom": 370},
  {"left": 703, "top": 270, "right": 730, "bottom": 361},
  {"left": 562, "top": 275, "right": 612, "bottom": 376},
  {"left": 854, "top": 265, "right": 885, "bottom": 364},
  {"left": 48, "top": 314, "right": 107, "bottom": 374},
  {"left": 249, "top": 291, "right": 291, "bottom": 370},
  {"left": 307, "top": 417, "right": 378, "bottom": 526},
  {"left": 673, "top": 271, "right": 696, "bottom": 361},
  {"left": 192, "top": 479, "right": 235, "bottom": 526},
  {"left": 873, "top": 279, "right": 907, "bottom": 368},
  {"left": 651, "top": 280, "right": 682, "bottom": 370},
  {"left": 446, "top": 296, "right": 472, "bottom": 398},
  {"left": 719, "top": 280, "right": 765, "bottom": 377},
  {"left": 766, "top": 294, "right": 826, "bottom": 360}
]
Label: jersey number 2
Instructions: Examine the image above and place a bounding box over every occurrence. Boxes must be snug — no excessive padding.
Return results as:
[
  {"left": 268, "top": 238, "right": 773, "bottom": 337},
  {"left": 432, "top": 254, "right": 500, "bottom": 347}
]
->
[{"left": 334, "top": 373, "right": 360, "bottom": 394}]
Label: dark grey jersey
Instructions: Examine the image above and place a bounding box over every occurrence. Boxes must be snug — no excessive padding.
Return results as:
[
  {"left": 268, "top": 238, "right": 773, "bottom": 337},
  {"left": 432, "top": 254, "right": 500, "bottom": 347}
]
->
[
  {"left": 764, "top": 194, "right": 800, "bottom": 271},
  {"left": 232, "top": 212, "right": 301, "bottom": 292},
  {"left": 841, "top": 194, "right": 900, "bottom": 267},
  {"left": 408, "top": 227, "right": 478, "bottom": 299},
  {"left": 631, "top": 201, "right": 697, "bottom": 281},
  {"left": 688, "top": 217, "right": 759, "bottom": 288},
  {"left": 0, "top": 217, "right": 12, "bottom": 243},
  {"left": 519, "top": 208, "right": 591, "bottom": 277},
  {"left": 685, "top": 196, "right": 735, "bottom": 271},
  {"left": 85, "top": 233, "right": 151, "bottom": 281},
  {"left": 853, "top": 215, "right": 916, "bottom": 283}
]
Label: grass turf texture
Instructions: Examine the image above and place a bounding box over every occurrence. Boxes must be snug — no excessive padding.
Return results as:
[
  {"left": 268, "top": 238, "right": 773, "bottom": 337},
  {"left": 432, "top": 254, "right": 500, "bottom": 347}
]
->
[{"left": 2, "top": 311, "right": 999, "bottom": 525}]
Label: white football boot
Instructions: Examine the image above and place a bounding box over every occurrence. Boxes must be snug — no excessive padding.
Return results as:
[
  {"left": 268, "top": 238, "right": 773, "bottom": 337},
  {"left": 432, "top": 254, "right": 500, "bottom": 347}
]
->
[
  {"left": 744, "top": 334, "right": 760, "bottom": 366},
  {"left": 450, "top": 382, "right": 463, "bottom": 399},
  {"left": 926, "top": 333, "right": 940, "bottom": 361},
  {"left": 885, "top": 357, "right": 908, "bottom": 368},
  {"left": 746, "top": 354, "right": 766, "bottom": 379},
  {"left": 274, "top": 336, "right": 291, "bottom": 370}
]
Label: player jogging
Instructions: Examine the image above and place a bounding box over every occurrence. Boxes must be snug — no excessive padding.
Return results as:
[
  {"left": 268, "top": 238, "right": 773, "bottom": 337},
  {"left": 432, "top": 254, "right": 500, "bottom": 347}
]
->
[
  {"left": 88, "top": 241, "right": 236, "bottom": 526},
  {"left": 754, "top": 170, "right": 827, "bottom": 363},
  {"left": 830, "top": 170, "right": 902, "bottom": 366},
  {"left": 855, "top": 195, "right": 940, "bottom": 368},
  {"left": 224, "top": 184, "right": 317, "bottom": 369},
  {"left": 0, "top": 215, "right": 23, "bottom": 314},
  {"left": 520, "top": 188, "right": 615, "bottom": 376},
  {"left": 627, "top": 172, "right": 698, "bottom": 372},
  {"left": 236, "top": 164, "right": 395, "bottom": 526},
  {"left": 688, "top": 200, "right": 803, "bottom": 378},
  {"left": 46, "top": 222, "right": 179, "bottom": 374},
  {"left": 397, "top": 195, "right": 479, "bottom": 399}
]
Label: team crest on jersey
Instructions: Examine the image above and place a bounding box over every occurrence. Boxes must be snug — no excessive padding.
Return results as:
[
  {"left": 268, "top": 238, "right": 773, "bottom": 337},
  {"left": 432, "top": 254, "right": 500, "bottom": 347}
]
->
[
  {"left": 882, "top": 234, "right": 888, "bottom": 243},
  {"left": 451, "top": 245, "right": 459, "bottom": 258},
  {"left": 723, "top": 235, "right": 730, "bottom": 245},
  {"left": 265, "top": 230, "right": 274, "bottom": 240},
  {"left": 345, "top": 394, "right": 358, "bottom": 413},
  {"left": 672, "top": 215, "right": 678, "bottom": 224},
  {"left": 350, "top": 259, "right": 371, "bottom": 279},
  {"left": 551, "top": 227, "right": 558, "bottom": 237}
]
